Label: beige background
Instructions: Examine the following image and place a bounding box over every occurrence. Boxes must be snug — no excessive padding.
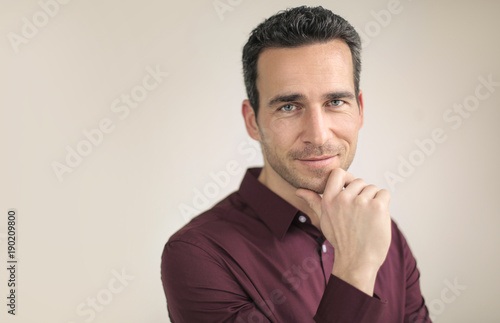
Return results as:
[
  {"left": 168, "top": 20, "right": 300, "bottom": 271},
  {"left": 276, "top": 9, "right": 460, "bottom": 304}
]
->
[{"left": 1, "top": 0, "right": 499, "bottom": 322}]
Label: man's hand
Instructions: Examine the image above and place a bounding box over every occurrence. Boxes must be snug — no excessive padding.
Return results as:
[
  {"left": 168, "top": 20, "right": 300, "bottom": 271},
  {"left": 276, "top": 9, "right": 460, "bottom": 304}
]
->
[{"left": 296, "top": 168, "right": 392, "bottom": 296}]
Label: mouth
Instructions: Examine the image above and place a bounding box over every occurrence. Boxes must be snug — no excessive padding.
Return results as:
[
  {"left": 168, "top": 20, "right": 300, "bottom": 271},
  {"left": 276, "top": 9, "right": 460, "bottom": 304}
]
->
[{"left": 297, "top": 155, "right": 337, "bottom": 168}]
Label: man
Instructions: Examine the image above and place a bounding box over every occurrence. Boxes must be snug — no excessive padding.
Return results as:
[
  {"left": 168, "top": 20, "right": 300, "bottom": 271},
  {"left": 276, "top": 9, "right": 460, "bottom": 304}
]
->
[{"left": 162, "top": 6, "right": 431, "bottom": 323}]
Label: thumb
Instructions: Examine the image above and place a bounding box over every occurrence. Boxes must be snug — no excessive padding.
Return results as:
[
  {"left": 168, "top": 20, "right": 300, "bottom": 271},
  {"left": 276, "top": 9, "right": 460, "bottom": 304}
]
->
[{"left": 296, "top": 189, "right": 322, "bottom": 217}]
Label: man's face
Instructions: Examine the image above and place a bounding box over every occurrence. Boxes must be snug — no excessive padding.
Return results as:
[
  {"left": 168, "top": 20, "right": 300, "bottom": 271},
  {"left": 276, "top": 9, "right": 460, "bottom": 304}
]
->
[{"left": 251, "top": 39, "right": 364, "bottom": 194}]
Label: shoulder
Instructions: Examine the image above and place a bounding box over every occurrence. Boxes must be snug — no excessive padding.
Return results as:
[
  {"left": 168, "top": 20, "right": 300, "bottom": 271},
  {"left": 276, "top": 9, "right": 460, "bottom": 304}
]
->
[
  {"left": 389, "top": 219, "right": 414, "bottom": 254},
  {"left": 165, "top": 191, "right": 262, "bottom": 254},
  {"left": 390, "top": 219, "right": 406, "bottom": 245},
  {"left": 386, "top": 218, "right": 420, "bottom": 274}
]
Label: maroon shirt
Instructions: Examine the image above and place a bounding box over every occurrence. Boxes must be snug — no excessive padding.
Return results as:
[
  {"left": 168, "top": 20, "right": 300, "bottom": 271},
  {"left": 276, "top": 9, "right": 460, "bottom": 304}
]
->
[{"left": 162, "top": 168, "right": 431, "bottom": 322}]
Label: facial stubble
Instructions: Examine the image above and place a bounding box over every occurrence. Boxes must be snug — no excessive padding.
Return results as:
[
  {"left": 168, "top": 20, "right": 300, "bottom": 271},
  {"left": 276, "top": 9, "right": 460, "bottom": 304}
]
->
[{"left": 259, "top": 127, "right": 357, "bottom": 194}]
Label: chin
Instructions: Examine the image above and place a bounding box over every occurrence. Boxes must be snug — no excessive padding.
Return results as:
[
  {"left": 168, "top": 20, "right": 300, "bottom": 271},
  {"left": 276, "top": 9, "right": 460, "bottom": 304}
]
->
[{"left": 296, "top": 176, "right": 329, "bottom": 194}]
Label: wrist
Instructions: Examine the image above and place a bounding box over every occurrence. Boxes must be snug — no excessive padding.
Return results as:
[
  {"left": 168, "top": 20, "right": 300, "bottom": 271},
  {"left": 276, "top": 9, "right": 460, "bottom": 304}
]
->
[{"left": 331, "top": 262, "right": 379, "bottom": 296}]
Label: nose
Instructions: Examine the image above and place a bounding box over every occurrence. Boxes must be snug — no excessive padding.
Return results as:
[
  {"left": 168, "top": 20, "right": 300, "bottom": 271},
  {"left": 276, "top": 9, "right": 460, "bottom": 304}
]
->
[{"left": 302, "top": 106, "right": 329, "bottom": 147}]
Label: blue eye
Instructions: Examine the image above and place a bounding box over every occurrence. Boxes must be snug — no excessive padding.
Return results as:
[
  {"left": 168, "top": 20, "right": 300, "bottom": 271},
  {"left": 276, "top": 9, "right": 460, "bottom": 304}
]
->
[
  {"left": 329, "top": 100, "right": 344, "bottom": 106},
  {"left": 280, "top": 104, "right": 297, "bottom": 112}
]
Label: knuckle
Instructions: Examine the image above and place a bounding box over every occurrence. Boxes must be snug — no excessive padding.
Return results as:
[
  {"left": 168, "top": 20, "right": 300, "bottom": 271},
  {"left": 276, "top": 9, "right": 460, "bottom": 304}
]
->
[
  {"left": 336, "top": 191, "right": 351, "bottom": 205},
  {"left": 378, "top": 188, "right": 388, "bottom": 194},
  {"left": 371, "top": 199, "right": 387, "bottom": 211},
  {"left": 354, "top": 195, "right": 368, "bottom": 206},
  {"left": 353, "top": 178, "right": 366, "bottom": 185},
  {"left": 353, "top": 196, "right": 368, "bottom": 208},
  {"left": 380, "top": 188, "right": 391, "bottom": 199}
]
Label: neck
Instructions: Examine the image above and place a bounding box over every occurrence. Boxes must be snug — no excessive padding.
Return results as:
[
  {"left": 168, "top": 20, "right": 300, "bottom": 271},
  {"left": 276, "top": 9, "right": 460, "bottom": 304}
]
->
[{"left": 258, "top": 164, "right": 321, "bottom": 228}]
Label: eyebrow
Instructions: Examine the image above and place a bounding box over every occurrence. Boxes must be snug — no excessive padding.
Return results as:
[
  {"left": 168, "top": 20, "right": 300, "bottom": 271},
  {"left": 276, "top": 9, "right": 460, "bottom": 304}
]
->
[
  {"left": 267, "top": 91, "right": 356, "bottom": 107},
  {"left": 267, "top": 94, "right": 305, "bottom": 107}
]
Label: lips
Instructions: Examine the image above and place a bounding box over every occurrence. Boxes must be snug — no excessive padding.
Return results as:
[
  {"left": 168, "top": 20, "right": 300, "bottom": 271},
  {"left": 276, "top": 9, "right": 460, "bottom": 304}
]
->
[{"left": 297, "top": 155, "right": 337, "bottom": 168}]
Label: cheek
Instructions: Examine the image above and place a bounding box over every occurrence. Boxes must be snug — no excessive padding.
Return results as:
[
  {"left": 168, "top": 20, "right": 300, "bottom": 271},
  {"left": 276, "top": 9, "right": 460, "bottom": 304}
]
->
[
  {"left": 330, "top": 114, "right": 361, "bottom": 141},
  {"left": 263, "top": 119, "right": 298, "bottom": 150}
]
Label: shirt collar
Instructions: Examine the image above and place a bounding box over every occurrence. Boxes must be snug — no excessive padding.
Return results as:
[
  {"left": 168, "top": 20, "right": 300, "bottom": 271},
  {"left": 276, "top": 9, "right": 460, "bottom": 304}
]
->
[{"left": 238, "top": 168, "right": 300, "bottom": 240}]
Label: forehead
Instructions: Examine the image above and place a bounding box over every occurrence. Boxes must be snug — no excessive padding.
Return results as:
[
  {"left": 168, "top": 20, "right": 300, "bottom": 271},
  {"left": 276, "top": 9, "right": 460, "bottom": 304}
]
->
[{"left": 256, "top": 39, "right": 354, "bottom": 102}]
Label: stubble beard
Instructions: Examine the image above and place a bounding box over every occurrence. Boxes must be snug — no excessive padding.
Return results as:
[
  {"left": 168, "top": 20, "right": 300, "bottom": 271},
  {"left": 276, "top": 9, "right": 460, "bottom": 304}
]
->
[{"left": 260, "top": 135, "right": 356, "bottom": 194}]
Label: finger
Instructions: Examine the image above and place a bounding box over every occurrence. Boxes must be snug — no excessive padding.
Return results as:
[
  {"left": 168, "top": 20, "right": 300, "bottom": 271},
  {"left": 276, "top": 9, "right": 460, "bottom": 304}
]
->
[
  {"left": 374, "top": 188, "right": 391, "bottom": 206},
  {"left": 323, "top": 168, "right": 352, "bottom": 201},
  {"left": 359, "top": 184, "right": 379, "bottom": 199},
  {"left": 343, "top": 172, "right": 356, "bottom": 187},
  {"left": 342, "top": 178, "right": 368, "bottom": 196},
  {"left": 296, "top": 189, "right": 322, "bottom": 217}
]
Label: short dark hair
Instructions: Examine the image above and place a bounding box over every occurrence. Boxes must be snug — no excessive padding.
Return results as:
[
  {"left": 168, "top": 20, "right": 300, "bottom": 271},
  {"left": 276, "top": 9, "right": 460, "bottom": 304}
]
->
[{"left": 242, "top": 6, "right": 362, "bottom": 116}]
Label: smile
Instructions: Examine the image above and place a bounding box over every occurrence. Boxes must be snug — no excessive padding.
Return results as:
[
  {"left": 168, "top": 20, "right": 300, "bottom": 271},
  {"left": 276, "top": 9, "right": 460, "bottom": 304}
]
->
[{"left": 297, "top": 155, "right": 337, "bottom": 168}]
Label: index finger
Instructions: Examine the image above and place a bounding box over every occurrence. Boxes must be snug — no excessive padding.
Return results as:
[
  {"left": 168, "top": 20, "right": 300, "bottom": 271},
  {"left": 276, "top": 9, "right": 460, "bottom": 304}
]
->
[
  {"left": 374, "top": 188, "right": 391, "bottom": 207},
  {"left": 322, "top": 168, "right": 355, "bottom": 201}
]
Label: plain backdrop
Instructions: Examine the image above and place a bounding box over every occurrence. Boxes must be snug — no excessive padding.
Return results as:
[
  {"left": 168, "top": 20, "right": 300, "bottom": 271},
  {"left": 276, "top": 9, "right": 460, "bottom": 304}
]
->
[{"left": 1, "top": 0, "right": 499, "bottom": 322}]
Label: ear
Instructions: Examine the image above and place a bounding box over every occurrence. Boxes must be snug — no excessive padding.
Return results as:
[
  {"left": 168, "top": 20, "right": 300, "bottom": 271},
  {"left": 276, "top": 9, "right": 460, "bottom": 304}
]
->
[
  {"left": 358, "top": 90, "right": 364, "bottom": 128},
  {"left": 242, "top": 100, "right": 261, "bottom": 141}
]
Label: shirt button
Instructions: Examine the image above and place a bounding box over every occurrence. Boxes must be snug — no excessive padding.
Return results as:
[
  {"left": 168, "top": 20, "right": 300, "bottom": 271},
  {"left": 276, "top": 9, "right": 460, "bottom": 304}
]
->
[
  {"left": 322, "top": 245, "right": 327, "bottom": 253},
  {"left": 298, "top": 215, "right": 307, "bottom": 223}
]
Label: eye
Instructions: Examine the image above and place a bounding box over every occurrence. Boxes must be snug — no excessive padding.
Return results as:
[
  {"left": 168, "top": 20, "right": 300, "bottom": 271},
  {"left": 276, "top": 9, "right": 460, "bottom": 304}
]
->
[
  {"left": 279, "top": 104, "right": 298, "bottom": 112},
  {"left": 329, "top": 100, "right": 344, "bottom": 107}
]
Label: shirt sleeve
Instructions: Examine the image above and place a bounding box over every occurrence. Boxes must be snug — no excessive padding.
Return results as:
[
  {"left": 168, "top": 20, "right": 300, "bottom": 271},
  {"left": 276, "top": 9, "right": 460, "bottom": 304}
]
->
[
  {"left": 401, "top": 231, "right": 432, "bottom": 323},
  {"left": 161, "top": 239, "right": 273, "bottom": 323},
  {"left": 314, "top": 221, "right": 432, "bottom": 323},
  {"left": 314, "top": 274, "right": 387, "bottom": 322}
]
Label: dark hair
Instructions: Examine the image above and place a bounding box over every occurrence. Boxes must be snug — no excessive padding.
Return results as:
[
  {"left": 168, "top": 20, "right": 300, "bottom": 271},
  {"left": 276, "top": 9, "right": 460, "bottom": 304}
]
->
[{"left": 242, "top": 6, "right": 362, "bottom": 116}]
